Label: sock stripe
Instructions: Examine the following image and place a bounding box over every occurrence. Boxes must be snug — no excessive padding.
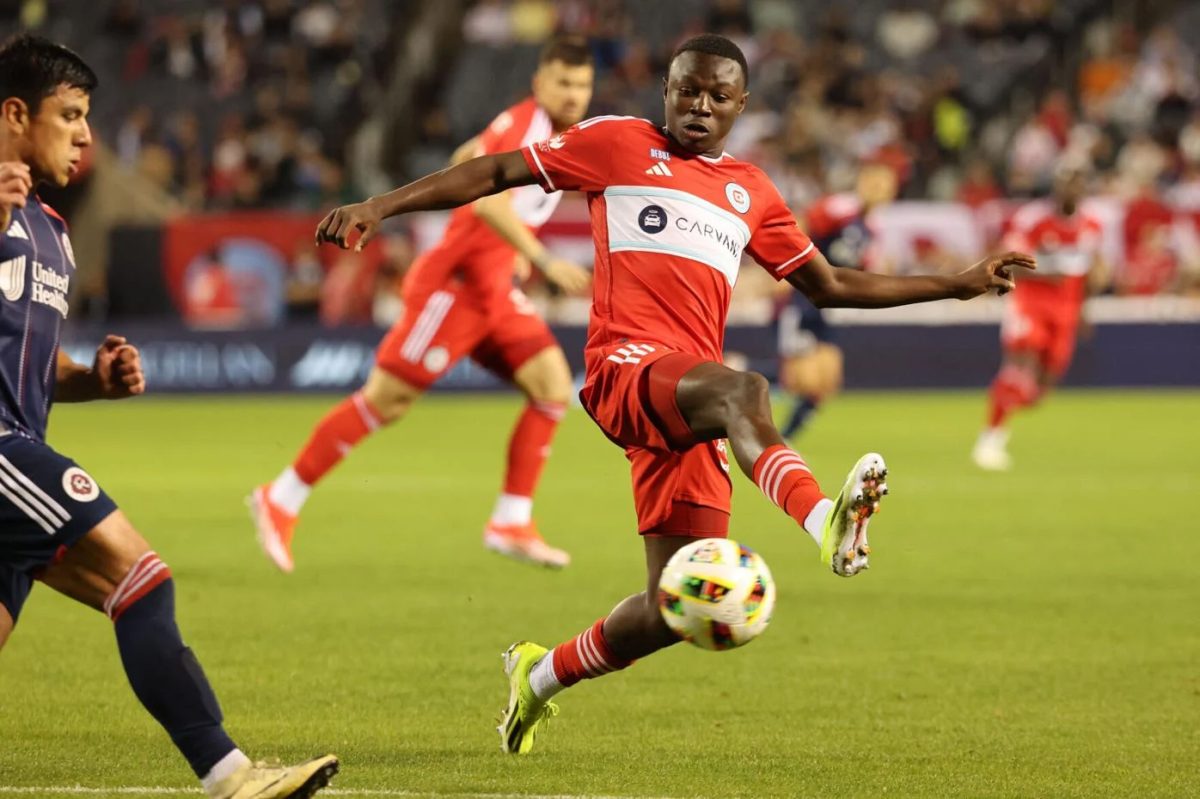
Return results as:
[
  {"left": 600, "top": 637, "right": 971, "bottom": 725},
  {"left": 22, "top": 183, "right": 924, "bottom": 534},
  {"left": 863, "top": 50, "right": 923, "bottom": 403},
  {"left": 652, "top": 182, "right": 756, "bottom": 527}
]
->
[
  {"left": 532, "top": 400, "right": 567, "bottom": 421},
  {"left": 105, "top": 552, "right": 172, "bottom": 620},
  {"left": 576, "top": 634, "right": 605, "bottom": 676},
  {"left": 766, "top": 459, "right": 810, "bottom": 506},
  {"left": 579, "top": 630, "right": 612, "bottom": 675},
  {"left": 351, "top": 391, "right": 382, "bottom": 431}
]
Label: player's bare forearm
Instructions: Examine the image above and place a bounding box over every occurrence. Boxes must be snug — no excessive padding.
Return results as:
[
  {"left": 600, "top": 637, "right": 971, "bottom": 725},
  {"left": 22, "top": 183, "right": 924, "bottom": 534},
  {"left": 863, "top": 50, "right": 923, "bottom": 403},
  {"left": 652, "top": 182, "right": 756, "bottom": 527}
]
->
[
  {"left": 474, "top": 192, "right": 548, "bottom": 264},
  {"left": 316, "top": 151, "right": 536, "bottom": 251},
  {"left": 54, "top": 351, "right": 101, "bottom": 402},
  {"left": 788, "top": 251, "right": 1037, "bottom": 308}
]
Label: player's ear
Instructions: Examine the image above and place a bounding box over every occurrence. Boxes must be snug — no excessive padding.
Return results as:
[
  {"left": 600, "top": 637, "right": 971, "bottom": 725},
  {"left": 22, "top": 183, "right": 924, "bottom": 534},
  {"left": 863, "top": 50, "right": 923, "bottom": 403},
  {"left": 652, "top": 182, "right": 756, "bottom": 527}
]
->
[
  {"left": 662, "top": 76, "right": 669, "bottom": 99},
  {"left": 736, "top": 90, "right": 749, "bottom": 116},
  {"left": 1, "top": 97, "right": 30, "bottom": 133}
]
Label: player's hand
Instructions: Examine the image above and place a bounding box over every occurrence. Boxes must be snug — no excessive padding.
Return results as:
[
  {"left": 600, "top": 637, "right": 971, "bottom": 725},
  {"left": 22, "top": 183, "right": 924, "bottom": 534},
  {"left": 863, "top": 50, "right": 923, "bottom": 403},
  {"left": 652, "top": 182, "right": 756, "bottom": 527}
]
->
[
  {"left": 316, "top": 198, "right": 383, "bottom": 252},
  {"left": 953, "top": 251, "right": 1037, "bottom": 299},
  {"left": 513, "top": 253, "right": 533, "bottom": 281},
  {"left": 92, "top": 335, "right": 146, "bottom": 399},
  {"left": 0, "top": 162, "right": 32, "bottom": 233},
  {"left": 541, "top": 257, "right": 591, "bottom": 295}
]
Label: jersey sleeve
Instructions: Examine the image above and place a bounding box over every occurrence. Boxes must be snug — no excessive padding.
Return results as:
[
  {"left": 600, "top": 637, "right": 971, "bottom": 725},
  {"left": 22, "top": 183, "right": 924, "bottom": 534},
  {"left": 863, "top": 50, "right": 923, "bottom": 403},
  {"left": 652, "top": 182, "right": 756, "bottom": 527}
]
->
[
  {"left": 746, "top": 180, "right": 818, "bottom": 280},
  {"left": 521, "top": 116, "right": 618, "bottom": 194},
  {"left": 478, "top": 103, "right": 531, "bottom": 155}
]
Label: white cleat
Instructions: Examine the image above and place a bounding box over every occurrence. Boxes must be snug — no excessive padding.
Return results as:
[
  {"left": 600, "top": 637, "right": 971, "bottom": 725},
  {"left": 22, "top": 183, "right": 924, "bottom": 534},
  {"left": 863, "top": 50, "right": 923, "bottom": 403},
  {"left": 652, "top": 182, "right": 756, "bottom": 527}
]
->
[
  {"left": 208, "top": 755, "right": 339, "bottom": 799},
  {"left": 820, "top": 453, "right": 888, "bottom": 577},
  {"left": 972, "top": 429, "right": 1012, "bottom": 471}
]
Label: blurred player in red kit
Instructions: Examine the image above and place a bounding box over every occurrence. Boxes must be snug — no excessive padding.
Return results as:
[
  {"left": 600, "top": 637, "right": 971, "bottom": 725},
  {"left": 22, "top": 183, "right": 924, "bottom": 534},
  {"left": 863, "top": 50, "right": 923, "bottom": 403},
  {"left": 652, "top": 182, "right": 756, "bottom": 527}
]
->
[
  {"left": 315, "top": 34, "right": 1033, "bottom": 752},
  {"left": 250, "top": 37, "right": 595, "bottom": 571},
  {"left": 973, "top": 165, "right": 1104, "bottom": 470}
]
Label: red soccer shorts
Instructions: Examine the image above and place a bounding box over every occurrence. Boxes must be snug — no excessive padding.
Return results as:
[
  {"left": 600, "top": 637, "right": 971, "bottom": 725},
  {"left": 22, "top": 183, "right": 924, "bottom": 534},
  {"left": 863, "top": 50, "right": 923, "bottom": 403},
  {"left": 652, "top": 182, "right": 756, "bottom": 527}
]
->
[
  {"left": 376, "top": 282, "right": 557, "bottom": 389},
  {"left": 1001, "top": 287, "right": 1083, "bottom": 377},
  {"left": 579, "top": 342, "right": 732, "bottom": 537}
]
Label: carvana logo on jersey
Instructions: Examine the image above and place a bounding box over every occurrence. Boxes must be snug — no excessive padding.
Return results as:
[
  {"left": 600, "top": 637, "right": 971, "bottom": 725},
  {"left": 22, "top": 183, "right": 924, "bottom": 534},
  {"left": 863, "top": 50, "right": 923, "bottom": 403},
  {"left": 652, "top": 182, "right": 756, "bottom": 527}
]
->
[{"left": 639, "top": 205, "right": 668, "bottom": 234}]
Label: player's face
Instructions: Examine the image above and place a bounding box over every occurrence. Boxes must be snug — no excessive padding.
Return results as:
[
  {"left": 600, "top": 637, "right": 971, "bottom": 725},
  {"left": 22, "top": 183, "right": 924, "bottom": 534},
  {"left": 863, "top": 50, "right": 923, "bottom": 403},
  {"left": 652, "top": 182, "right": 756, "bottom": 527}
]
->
[
  {"left": 1054, "top": 170, "right": 1085, "bottom": 211},
  {"left": 533, "top": 60, "right": 594, "bottom": 131},
  {"left": 663, "top": 52, "right": 747, "bottom": 158},
  {"left": 25, "top": 85, "right": 92, "bottom": 187},
  {"left": 856, "top": 164, "right": 898, "bottom": 208}
]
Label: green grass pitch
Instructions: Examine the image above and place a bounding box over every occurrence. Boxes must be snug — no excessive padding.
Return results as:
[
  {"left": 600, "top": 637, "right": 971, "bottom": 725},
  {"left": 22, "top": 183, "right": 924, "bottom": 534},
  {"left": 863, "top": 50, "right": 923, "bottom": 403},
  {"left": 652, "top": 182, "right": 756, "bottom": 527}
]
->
[{"left": 1, "top": 390, "right": 1197, "bottom": 798}]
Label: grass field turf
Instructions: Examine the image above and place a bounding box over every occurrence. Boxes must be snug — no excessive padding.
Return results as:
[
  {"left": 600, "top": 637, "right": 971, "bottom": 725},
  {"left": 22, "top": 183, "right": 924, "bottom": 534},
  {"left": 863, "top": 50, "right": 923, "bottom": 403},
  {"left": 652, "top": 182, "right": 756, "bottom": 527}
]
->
[{"left": 0, "top": 390, "right": 1197, "bottom": 799}]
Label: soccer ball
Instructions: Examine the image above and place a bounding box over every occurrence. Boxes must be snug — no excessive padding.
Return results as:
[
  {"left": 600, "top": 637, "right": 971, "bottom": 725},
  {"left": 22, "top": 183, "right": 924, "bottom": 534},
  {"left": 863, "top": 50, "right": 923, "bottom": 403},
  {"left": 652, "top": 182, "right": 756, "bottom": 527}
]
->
[{"left": 657, "top": 538, "right": 776, "bottom": 651}]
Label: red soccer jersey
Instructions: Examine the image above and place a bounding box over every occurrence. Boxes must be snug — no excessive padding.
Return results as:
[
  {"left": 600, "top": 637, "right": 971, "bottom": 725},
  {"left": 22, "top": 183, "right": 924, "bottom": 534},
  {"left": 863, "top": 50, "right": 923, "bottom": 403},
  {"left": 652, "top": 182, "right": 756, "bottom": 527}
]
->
[
  {"left": 1002, "top": 201, "right": 1102, "bottom": 304},
  {"left": 407, "top": 97, "right": 563, "bottom": 301},
  {"left": 521, "top": 116, "right": 817, "bottom": 362}
]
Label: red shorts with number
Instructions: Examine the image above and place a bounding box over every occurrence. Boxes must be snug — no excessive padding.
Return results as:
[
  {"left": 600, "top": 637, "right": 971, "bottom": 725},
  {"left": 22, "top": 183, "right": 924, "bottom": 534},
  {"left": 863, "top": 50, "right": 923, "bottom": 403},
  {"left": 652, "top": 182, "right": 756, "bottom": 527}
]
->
[
  {"left": 376, "top": 280, "right": 557, "bottom": 389},
  {"left": 1001, "top": 281, "right": 1084, "bottom": 377},
  {"left": 579, "top": 341, "right": 732, "bottom": 537}
]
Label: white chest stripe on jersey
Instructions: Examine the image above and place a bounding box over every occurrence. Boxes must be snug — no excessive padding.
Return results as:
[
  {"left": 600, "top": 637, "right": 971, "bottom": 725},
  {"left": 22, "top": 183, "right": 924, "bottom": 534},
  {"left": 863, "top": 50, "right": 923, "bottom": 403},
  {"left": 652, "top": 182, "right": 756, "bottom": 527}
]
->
[
  {"left": 603, "top": 186, "right": 751, "bottom": 287},
  {"left": 509, "top": 107, "right": 563, "bottom": 227}
]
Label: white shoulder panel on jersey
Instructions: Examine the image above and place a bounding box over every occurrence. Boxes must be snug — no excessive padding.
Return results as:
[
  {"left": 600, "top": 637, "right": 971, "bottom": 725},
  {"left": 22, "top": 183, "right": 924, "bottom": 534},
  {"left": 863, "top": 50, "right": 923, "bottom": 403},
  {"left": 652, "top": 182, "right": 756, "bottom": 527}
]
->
[
  {"left": 509, "top": 105, "right": 562, "bottom": 227},
  {"left": 603, "top": 185, "right": 752, "bottom": 287}
]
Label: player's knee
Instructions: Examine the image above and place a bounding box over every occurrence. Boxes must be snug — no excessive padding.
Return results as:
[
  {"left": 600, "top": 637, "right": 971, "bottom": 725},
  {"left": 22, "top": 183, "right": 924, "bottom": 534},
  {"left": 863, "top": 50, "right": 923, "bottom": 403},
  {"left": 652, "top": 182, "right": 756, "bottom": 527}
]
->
[
  {"left": 103, "top": 551, "right": 173, "bottom": 622},
  {"left": 730, "top": 371, "right": 772, "bottom": 419},
  {"left": 362, "top": 370, "right": 420, "bottom": 423}
]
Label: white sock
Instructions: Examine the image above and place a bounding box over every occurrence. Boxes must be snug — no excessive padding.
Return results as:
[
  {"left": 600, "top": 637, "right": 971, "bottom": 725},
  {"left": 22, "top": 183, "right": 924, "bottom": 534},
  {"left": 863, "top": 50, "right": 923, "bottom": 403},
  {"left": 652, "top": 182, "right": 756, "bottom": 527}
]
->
[
  {"left": 201, "top": 748, "right": 251, "bottom": 796},
  {"left": 528, "top": 653, "right": 565, "bottom": 701},
  {"left": 268, "top": 467, "right": 310, "bottom": 516},
  {"left": 802, "top": 498, "right": 834, "bottom": 547},
  {"left": 490, "top": 493, "right": 533, "bottom": 526}
]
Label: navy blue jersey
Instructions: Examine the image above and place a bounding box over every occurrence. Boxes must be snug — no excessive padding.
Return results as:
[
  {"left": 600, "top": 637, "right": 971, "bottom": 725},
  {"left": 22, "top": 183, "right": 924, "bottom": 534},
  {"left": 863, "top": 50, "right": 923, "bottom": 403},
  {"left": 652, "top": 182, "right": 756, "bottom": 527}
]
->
[{"left": 0, "top": 196, "right": 74, "bottom": 441}]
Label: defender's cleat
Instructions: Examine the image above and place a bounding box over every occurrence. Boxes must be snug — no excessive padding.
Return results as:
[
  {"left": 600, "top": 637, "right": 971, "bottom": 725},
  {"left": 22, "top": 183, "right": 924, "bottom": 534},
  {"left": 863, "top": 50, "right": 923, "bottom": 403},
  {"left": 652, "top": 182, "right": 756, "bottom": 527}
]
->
[
  {"left": 248, "top": 485, "right": 297, "bottom": 573},
  {"left": 820, "top": 453, "right": 888, "bottom": 577},
  {"left": 498, "top": 641, "right": 559, "bottom": 755},
  {"left": 208, "top": 754, "right": 339, "bottom": 799},
  {"left": 484, "top": 522, "right": 570, "bottom": 569},
  {"left": 972, "top": 429, "right": 1012, "bottom": 471}
]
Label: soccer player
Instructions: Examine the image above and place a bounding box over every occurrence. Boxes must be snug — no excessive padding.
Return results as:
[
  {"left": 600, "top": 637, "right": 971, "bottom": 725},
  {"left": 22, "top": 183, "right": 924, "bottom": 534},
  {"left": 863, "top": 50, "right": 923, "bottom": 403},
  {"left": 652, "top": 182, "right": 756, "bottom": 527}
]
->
[
  {"left": 776, "top": 161, "right": 897, "bottom": 439},
  {"left": 0, "top": 35, "right": 336, "bottom": 798},
  {"left": 250, "top": 36, "right": 595, "bottom": 571},
  {"left": 973, "top": 165, "right": 1102, "bottom": 470},
  {"left": 313, "top": 34, "right": 1033, "bottom": 753}
]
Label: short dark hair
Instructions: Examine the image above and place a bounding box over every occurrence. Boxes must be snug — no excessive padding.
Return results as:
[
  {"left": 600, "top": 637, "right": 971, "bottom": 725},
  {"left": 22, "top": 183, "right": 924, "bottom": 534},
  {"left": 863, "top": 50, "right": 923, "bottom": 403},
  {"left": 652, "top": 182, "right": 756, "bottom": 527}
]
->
[
  {"left": 670, "top": 34, "right": 749, "bottom": 88},
  {"left": 0, "top": 34, "right": 97, "bottom": 114},
  {"left": 538, "top": 35, "right": 593, "bottom": 68}
]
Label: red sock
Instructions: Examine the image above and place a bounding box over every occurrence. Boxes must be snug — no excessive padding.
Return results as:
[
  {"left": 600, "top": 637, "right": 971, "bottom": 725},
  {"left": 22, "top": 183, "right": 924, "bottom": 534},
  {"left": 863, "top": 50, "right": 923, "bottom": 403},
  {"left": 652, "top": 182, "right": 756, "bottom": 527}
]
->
[
  {"left": 503, "top": 400, "right": 565, "bottom": 497},
  {"left": 550, "top": 618, "right": 633, "bottom": 687},
  {"left": 988, "top": 367, "right": 1038, "bottom": 428},
  {"left": 753, "top": 445, "right": 825, "bottom": 525},
  {"left": 293, "top": 391, "right": 384, "bottom": 485}
]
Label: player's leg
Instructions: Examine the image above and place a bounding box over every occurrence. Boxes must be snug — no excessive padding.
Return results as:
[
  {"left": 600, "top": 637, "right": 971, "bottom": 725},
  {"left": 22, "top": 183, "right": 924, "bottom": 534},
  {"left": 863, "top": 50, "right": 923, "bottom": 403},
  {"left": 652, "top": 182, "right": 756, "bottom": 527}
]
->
[
  {"left": 476, "top": 300, "right": 573, "bottom": 567},
  {"left": 39, "top": 512, "right": 338, "bottom": 798},
  {"left": 674, "top": 359, "right": 885, "bottom": 575},
  {"left": 0, "top": 601, "right": 13, "bottom": 650},
  {"left": 251, "top": 286, "right": 479, "bottom": 571},
  {"left": 975, "top": 296, "right": 1049, "bottom": 470},
  {"left": 777, "top": 301, "right": 838, "bottom": 440}
]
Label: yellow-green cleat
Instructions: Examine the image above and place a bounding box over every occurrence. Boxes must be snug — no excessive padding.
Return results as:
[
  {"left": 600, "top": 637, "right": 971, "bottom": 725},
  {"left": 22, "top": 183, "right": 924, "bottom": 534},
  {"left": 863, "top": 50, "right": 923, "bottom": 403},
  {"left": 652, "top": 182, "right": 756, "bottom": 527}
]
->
[
  {"left": 820, "top": 452, "right": 888, "bottom": 577},
  {"left": 497, "top": 641, "right": 559, "bottom": 755}
]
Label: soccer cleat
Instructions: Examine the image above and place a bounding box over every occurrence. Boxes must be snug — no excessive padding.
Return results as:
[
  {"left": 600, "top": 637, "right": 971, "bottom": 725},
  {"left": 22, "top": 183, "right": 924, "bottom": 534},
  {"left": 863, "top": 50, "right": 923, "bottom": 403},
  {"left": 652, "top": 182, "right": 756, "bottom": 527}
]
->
[
  {"left": 972, "top": 429, "right": 1012, "bottom": 471},
  {"left": 484, "top": 522, "right": 570, "bottom": 569},
  {"left": 208, "top": 754, "right": 339, "bottom": 799},
  {"left": 498, "top": 641, "right": 559, "bottom": 755},
  {"left": 248, "top": 484, "right": 297, "bottom": 573},
  {"left": 820, "top": 452, "right": 888, "bottom": 577}
]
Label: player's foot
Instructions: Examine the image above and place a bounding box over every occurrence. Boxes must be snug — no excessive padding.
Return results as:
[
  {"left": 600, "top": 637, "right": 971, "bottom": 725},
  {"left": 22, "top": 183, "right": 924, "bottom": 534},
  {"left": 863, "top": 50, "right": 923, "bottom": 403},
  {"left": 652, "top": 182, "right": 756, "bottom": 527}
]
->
[
  {"left": 207, "top": 754, "right": 339, "bottom": 799},
  {"left": 820, "top": 452, "right": 888, "bottom": 577},
  {"left": 484, "top": 522, "right": 570, "bottom": 569},
  {"left": 972, "top": 429, "right": 1012, "bottom": 471},
  {"left": 248, "top": 484, "right": 297, "bottom": 573},
  {"left": 498, "top": 641, "right": 559, "bottom": 755}
]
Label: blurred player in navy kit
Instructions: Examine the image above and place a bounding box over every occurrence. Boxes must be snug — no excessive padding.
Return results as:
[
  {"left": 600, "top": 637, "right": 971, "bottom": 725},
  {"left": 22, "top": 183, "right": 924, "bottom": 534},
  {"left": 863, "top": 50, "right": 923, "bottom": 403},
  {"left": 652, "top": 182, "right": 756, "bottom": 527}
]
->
[
  {"left": 0, "top": 35, "right": 336, "bottom": 799},
  {"left": 775, "top": 162, "right": 897, "bottom": 439}
]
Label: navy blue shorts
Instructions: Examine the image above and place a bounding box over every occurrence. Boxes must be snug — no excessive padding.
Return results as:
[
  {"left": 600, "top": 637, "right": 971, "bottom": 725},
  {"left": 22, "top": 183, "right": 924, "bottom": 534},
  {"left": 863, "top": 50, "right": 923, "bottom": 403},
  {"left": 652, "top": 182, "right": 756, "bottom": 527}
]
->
[
  {"left": 776, "top": 294, "right": 834, "bottom": 357},
  {"left": 0, "top": 432, "right": 118, "bottom": 621}
]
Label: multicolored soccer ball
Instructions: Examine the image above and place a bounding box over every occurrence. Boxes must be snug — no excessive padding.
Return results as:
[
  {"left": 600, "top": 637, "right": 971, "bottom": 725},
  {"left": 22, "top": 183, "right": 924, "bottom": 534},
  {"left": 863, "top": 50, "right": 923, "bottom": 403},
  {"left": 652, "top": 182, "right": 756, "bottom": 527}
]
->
[{"left": 657, "top": 538, "right": 776, "bottom": 651}]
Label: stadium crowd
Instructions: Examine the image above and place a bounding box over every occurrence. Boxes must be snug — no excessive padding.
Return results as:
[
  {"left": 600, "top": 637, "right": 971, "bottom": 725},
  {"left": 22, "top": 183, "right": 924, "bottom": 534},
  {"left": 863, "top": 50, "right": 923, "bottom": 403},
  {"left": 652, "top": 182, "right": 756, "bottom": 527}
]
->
[{"left": 3, "top": 0, "right": 1199, "bottom": 327}]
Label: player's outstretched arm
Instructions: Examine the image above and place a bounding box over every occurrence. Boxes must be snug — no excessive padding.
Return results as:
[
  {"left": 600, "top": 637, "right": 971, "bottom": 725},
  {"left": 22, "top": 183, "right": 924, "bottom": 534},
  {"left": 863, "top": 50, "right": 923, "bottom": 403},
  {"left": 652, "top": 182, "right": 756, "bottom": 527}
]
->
[
  {"left": 315, "top": 150, "right": 537, "bottom": 252},
  {"left": 787, "top": 251, "right": 1037, "bottom": 309},
  {"left": 55, "top": 336, "right": 146, "bottom": 402}
]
